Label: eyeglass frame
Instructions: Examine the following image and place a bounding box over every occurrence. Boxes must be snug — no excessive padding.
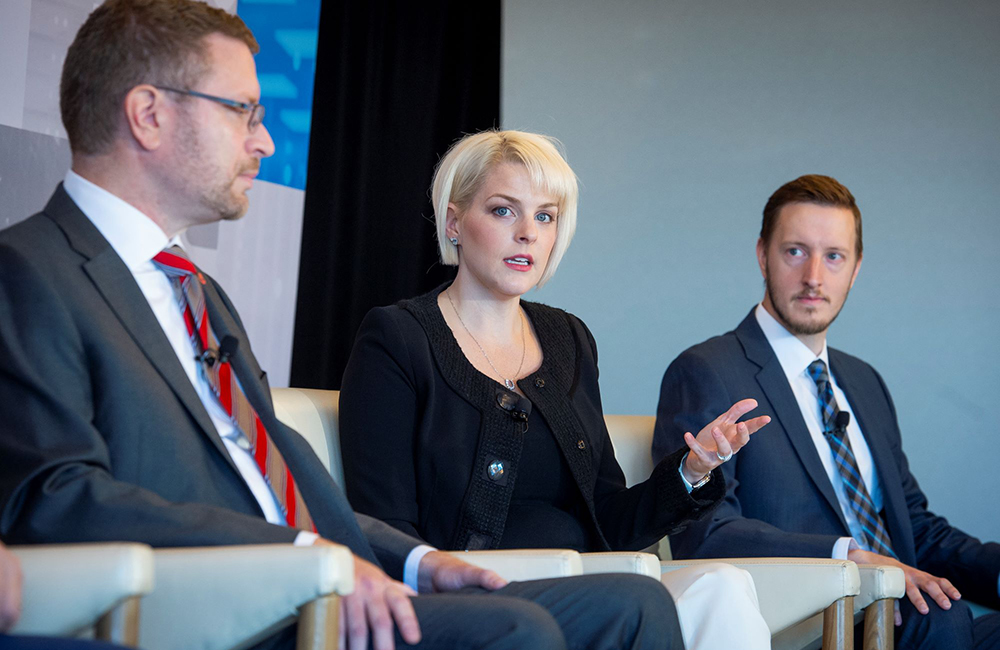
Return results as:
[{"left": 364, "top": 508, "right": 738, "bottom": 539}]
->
[{"left": 154, "top": 85, "right": 266, "bottom": 133}]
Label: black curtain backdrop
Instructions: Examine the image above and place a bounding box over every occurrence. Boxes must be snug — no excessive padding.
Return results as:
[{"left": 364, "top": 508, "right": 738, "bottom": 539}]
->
[{"left": 290, "top": 1, "right": 501, "bottom": 389}]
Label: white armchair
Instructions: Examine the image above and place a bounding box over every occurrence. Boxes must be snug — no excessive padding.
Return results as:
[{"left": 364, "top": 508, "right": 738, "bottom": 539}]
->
[
  {"left": 11, "top": 542, "right": 155, "bottom": 646},
  {"left": 446, "top": 549, "right": 584, "bottom": 582},
  {"left": 604, "top": 413, "right": 904, "bottom": 650},
  {"left": 139, "top": 543, "right": 354, "bottom": 650}
]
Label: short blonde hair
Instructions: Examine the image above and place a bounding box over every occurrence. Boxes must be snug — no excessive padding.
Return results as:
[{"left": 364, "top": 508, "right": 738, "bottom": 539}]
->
[{"left": 432, "top": 130, "right": 579, "bottom": 288}]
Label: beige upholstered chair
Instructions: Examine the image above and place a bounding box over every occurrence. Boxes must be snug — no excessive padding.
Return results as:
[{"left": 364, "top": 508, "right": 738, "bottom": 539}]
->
[
  {"left": 604, "top": 413, "right": 904, "bottom": 650},
  {"left": 138, "top": 544, "right": 354, "bottom": 650},
  {"left": 445, "top": 549, "right": 584, "bottom": 581},
  {"left": 271, "top": 387, "right": 904, "bottom": 650},
  {"left": 13, "top": 540, "right": 354, "bottom": 650},
  {"left": 11, "top": 542, "right": 155, "bottom": 646},
  {"left": 271, "top": 388, "right": 586, "bottom": 582}
]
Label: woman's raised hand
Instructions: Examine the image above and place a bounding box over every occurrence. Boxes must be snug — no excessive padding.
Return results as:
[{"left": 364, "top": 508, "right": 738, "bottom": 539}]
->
[{"left": 682, "top": 399, "right": 770, "bottom": 483}]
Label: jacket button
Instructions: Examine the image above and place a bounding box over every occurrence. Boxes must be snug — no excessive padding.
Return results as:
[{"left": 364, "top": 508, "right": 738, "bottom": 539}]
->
[
  {"left": 577, "top": 439, "right": 586, "bottom": 450},
  {"left": 535, "top": 378, "right": 545, "bottom": 388}
]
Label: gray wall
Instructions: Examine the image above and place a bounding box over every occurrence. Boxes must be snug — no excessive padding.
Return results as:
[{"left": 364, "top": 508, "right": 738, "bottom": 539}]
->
[{"left": 504, "top": 0, "right": 1000, "bottom": 542}]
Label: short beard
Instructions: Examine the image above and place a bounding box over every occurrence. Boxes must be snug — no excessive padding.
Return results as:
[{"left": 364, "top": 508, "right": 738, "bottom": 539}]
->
[
  {"left": 216, "top": 191, "right": 249, "bottom": 221},
  {"left": 175, "top": 112, "right": 251, "bottom": 222},
  {"left": 764, "top": 274, "right": 847, "bottom": 337},
  {"left": 203, "top": 166, "right": 251, "bottom": 222}
]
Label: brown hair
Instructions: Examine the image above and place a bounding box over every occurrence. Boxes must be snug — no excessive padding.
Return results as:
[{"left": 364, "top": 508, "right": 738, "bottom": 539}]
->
[
  {"left": 60, "top": 0, "right": 258, "bottom": 155},
  {"left": 761, "top": 174, "right": 863, "bottom": 257}
]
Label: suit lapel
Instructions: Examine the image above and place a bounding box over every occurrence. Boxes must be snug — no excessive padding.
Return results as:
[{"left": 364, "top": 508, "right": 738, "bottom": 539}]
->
[
  {"left": 46, "top": 186, "right": 238, "bottom": 473},
  {"left": 199, "top": 280, "right": 270, "bottom": 419},
  {"left": 199, "top": 279, "right": 366, "bottom": 537},
  {"left": 199, "top": 280, "right": 308, "bottom": 484},
  {"left": 735, "top": 312, "right": 850, "bottom": 532}
]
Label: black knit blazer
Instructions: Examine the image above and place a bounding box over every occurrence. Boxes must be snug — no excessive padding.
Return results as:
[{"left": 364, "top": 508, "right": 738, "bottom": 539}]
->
[{"left": 339, "top": 284, "right": 725, "bottom": 551}]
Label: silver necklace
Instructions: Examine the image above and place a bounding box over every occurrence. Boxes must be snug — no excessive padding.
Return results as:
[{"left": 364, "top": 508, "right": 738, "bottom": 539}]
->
[{"left": 446, "top": 289, "right": 526, "bottom": 391}]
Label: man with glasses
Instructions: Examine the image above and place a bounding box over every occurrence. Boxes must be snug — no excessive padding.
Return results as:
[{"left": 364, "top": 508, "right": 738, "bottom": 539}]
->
[{"left": 0, "top": 1, "right": 679, "bottom": 650}]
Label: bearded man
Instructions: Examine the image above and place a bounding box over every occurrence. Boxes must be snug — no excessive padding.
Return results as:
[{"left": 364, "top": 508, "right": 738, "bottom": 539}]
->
[{"left": 653, "top": 174, "right": 1000, "bottom": 649}]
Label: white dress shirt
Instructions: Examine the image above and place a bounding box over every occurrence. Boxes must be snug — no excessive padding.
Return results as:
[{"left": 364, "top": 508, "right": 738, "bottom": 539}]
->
[
  {"left": 755, "top": 304, "right": 882, "bottom": 559},
  {"left": 63, "top": 170, "right": 316, "bottom": 544}
]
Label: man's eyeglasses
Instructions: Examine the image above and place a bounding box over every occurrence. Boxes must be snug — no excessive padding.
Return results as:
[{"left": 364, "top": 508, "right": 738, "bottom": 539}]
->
[{"left": 155, "top": 86, "right": 265, "bottom": 133}]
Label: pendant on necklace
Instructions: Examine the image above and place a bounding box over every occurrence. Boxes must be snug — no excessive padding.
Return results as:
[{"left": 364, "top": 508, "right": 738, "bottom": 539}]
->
[{"left": 505, "top": 379, "right": 516, "bottom": 391}]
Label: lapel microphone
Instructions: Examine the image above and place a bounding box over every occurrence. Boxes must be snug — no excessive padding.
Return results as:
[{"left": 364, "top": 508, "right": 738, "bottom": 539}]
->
[
  {"left": 196, "top": 335, "right": 240, "bottom": 367},
  {"left": 834, "top": 411, "right": 851, "bottom": 434},
  {"left": 496, "top": 389, "right": 533, "bottom": 422}
]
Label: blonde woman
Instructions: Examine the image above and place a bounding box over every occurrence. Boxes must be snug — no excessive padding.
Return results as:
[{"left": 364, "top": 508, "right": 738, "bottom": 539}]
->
[{"left": 340, "top": 130, "right": 772, "bottom": 650}]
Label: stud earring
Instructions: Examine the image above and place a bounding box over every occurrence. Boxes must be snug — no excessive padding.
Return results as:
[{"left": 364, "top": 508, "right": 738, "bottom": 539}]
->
[{"left": 449, "top": 237, "right": 459, "bottom": 245}]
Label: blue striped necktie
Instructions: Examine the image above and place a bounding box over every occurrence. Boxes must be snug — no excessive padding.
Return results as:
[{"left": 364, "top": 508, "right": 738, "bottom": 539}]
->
[{"left": 807, "top": 359, "right": 896, "bottom": 558}]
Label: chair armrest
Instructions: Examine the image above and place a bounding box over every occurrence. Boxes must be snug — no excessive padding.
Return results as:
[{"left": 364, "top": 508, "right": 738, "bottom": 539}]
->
[
  {"left": 11, "top": 543, "right": 154, "bottom": 638},
  {"left": 970, "top": 602, "right": 1000, "bottom": 618},
  {"left": 662, "top": 558, "right": 860, "bottom": 636},
  {"left": 139, "top": 544, "right": 353, "bottom": 650},
  {"left": 857, "top": 565, "right": 905, "bottom": 609},
  {"left": 580, "top": 552, "right": 660, "bottom": 579},
  {"left": 445, "top": 549, "right": 583, "bottom": 581}
]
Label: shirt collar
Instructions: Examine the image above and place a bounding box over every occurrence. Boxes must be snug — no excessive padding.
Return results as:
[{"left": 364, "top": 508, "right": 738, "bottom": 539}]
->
[
  {"left": 63, "top": 169, "right": 177, "bottom": 270},
  {"left": 755, "top": 302, "right": 830, "bottom": 383}
]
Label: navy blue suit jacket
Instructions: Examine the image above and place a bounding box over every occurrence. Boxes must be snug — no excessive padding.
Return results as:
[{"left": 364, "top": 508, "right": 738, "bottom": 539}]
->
[{"left": 653, "top": 309, "right": 1000, "bottom": 608}]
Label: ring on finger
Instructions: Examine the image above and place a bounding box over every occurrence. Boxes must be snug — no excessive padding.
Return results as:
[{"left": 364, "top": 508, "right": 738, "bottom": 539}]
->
[{"left": 716, "top": 450, "right": 733, "bottom": 462}]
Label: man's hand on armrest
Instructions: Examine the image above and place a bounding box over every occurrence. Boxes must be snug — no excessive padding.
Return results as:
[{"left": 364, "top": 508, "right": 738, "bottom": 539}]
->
[
  {"left": 0, "top": 541, "right": 22, "bottom": 632},
  {"left": 314, "top": 538, "right": 419, "bottom": 650},
  {"left": 416, "top": 550, "right": 508, "bottom": 594},
  {"left": 849, "top": 548, "right": 961, "bottom": 626}
]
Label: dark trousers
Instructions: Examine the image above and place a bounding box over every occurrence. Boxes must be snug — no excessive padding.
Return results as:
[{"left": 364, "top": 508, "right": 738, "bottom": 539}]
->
[
  {"left": 888, "top": 597, "right": 1000, "bottom": 650},
  {"left": 256, "top": 573, "right": 682, "bottom": 650}
]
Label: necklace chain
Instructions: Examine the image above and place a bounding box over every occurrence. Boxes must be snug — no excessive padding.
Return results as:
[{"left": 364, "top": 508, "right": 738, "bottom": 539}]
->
[{"left": 446, "top": 289, "right": 526, "bottom": 391}]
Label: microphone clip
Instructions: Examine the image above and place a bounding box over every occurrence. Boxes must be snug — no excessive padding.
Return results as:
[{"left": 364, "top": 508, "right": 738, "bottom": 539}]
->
[
  {"left": 194, "top": 336, "right": 239, "bottom": 368},
  {"left": 196, "top": 348, "right": 221, "bottom": 368},
  {"left": 496, "top": 389, "right": 532, "bottom": 432}
]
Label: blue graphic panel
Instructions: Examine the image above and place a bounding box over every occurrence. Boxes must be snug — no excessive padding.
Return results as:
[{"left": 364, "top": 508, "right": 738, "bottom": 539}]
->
[{"left": 238, "top": 0, "right": 321, "bottom": 190}]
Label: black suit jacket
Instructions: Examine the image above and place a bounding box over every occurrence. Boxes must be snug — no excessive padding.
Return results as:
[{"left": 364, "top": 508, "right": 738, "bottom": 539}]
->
[
  {"left": 0, "top": 186, "right": 418, "bottom": 580},
  {"left": 653, "top": 308, "right": 1000, "bottom": 608},
  {"left": 339, "top": 285, "right": 724, "bottom": 552}
]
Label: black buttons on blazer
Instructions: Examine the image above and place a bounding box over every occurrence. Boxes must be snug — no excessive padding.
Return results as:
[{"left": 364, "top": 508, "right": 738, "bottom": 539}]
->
[
  {"left": 577, "top": 439, "right": 586, "bottom": 450},
  {"left": 535, "top": 378, "right": 545, "bottom": 388}
]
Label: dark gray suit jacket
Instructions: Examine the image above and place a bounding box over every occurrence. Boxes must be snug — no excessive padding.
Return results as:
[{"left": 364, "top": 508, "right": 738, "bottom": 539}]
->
[
  {"left": 0, "top": 185, "right": 418, "bottom": 580},
  {"left": 652, "top": 309, "right": 1000, "bottom": 608}
]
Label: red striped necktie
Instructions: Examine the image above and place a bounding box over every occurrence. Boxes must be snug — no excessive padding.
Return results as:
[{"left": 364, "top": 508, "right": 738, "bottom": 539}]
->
[{"left": 153, "top": 245, "right": 315, "bottom": 532}]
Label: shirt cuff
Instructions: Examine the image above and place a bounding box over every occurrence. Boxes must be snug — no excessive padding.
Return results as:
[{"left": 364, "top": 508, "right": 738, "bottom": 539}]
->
[
  {"left": 403, "top": 544, "right": 436, "bottom": 592},
  {"left": 832, "top": 536, "right": 859, "bottom": 560},
  {"left": 678, "top": 452, "right": 694, "bottom": 493},
  {"left": 294, "top": 531, "right": 320, "bottom": 546}
]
